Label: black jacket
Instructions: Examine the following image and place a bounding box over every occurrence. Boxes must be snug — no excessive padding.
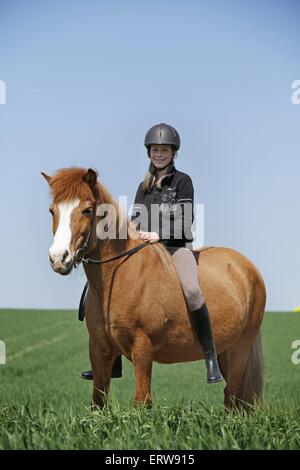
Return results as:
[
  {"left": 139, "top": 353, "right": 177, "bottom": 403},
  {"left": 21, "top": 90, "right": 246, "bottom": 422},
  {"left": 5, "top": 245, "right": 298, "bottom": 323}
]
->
[{"left": 131, "top": 164, "right": 194, "bottom": 252}]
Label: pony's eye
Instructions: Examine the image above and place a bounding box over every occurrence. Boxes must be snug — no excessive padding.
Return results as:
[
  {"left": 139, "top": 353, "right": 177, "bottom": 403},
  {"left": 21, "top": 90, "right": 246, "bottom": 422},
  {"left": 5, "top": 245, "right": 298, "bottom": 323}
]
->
[
  {"left": 49, "top": 208, "right": 54, "bottom": 216},
  {"left": 82, "top": 207, "right": 93, "bottom": 215}
]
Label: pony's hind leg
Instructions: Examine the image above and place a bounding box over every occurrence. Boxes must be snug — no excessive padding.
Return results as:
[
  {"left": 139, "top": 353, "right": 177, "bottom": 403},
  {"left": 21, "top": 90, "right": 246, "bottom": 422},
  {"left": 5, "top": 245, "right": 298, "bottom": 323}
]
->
[
  {"left": 222, "top": 330, "right": 263, "bottom": 410},
  {"left": 217, "top": 351, "right": 229, "bottom": 403},
  {"left": 131, "top": 329, "right": 153, "bottom": 406}
]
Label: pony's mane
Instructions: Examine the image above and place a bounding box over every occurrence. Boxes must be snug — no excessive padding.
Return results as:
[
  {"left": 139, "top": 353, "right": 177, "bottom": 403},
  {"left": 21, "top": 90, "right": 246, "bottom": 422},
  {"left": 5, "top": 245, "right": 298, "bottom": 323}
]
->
[
  {"left": 49, "top": 167, "right": 115, "bottom": 207},
  {"left": 49, "top": 167, "right": 96, "bottom": 203},
  {"left": 151, "top": 243, "right": 177, "bottom": 280}
]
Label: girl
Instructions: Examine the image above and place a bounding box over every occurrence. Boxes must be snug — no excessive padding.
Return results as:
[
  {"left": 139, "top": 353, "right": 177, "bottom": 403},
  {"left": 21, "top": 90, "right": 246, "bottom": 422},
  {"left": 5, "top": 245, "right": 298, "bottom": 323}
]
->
[{"left": 81, "top": 123, "right": 223, "bottom": 383}]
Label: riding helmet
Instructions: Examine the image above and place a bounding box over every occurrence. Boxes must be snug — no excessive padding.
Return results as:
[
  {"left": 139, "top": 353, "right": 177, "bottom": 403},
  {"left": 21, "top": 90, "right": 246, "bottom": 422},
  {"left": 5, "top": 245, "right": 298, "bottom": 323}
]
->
[{"left": 144, "top": 123, "right": 181, "bottom": 150}]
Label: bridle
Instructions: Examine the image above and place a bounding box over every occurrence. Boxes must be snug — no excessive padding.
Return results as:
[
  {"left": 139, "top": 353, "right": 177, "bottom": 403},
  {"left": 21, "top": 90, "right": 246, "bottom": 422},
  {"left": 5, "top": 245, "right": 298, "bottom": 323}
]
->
[
  {"left": 73, "top": 202, "right": 156, "bottom": 267},
  {"left": 74, "top": 229, "right": 92, "bottom": 267}
]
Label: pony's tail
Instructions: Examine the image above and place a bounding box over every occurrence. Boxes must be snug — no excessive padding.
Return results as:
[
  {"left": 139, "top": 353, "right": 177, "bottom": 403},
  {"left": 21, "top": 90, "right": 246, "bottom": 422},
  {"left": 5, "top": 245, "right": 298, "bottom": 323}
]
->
[{"left": 239, "top": 331, "right": 264, "bottom": 405}]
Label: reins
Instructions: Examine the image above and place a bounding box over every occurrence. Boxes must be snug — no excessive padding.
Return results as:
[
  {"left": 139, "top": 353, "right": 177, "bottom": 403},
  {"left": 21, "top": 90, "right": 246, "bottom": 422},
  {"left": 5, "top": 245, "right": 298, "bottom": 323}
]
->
[
  {"left": 81, "top": 240, "right": 151, "bottom": 265},
  {"left": 74, "top": 202, "right": 156, "bottom": 267}
]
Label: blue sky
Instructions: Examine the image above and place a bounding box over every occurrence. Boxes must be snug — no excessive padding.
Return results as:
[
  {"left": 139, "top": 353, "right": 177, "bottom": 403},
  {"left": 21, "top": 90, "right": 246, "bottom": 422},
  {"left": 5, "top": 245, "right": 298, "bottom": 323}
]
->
[{"left": 0, "top": 0, "right": 299, "bottom": 310}]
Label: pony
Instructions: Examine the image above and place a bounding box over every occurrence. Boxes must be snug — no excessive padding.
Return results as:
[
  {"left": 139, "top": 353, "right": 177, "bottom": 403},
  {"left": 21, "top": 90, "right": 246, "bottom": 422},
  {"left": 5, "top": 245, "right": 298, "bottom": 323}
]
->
[{"left": 42, "top": 167, "right": 266, "bottom": 409}]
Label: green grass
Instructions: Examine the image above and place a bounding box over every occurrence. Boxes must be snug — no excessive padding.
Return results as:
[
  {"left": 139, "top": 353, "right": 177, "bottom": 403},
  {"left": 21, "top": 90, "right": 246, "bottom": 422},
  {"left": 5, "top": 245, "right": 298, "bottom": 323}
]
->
[{"left": 0, "top": 310, "right": 299, "bottom": 449}]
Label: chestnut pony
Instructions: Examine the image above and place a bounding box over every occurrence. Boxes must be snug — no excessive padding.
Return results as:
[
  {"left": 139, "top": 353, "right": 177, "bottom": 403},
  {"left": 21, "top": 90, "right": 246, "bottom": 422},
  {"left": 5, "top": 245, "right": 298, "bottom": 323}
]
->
[{"left": 42, "top": 167, "right": 266, "bottom": 409}]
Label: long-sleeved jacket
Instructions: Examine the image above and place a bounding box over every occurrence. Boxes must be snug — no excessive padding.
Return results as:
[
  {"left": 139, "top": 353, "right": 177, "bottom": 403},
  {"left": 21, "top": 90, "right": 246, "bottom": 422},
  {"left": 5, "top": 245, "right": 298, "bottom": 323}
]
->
[{"left": 130, "top": 165, "right": 194, "bottom": 253}]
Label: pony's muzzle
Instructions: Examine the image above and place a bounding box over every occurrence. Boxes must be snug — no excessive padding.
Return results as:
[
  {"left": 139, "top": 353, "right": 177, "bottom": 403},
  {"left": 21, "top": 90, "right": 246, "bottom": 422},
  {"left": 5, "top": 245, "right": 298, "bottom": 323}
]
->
[{"left": 49, "top": 249, "right": 73, "bottom": 275}]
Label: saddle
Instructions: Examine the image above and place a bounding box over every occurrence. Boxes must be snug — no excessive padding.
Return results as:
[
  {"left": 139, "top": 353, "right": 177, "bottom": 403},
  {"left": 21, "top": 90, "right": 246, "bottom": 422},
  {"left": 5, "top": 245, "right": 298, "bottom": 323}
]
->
[
  {"left": 192, "top": 246, "right": 214, "bottom": 264},
  {"left": 192, "top": 249, "right": 200, "bottom": 264}
]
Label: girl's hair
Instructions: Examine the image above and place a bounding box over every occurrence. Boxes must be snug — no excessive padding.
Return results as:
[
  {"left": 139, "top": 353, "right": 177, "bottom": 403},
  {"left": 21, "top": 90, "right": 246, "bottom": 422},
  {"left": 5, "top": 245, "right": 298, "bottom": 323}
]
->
[{"left": 141, "top": 146, "right": 177, "bottom": 193}]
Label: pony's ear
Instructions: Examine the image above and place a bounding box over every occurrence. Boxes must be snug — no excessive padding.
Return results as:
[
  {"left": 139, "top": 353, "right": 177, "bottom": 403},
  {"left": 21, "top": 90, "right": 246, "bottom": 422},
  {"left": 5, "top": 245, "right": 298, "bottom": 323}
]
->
[
  {"left": 41, "top": 172, "right": 52, "bottom": 185},
  {"left": 84, "top": 168, "right": 98, "bottom": 189}
]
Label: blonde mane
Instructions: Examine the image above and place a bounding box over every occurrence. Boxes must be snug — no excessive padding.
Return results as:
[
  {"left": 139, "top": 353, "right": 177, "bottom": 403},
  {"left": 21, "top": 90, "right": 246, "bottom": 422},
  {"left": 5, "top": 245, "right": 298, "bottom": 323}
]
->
[{"left": 150, "top": 243, "right": 176, "bottom": 279}]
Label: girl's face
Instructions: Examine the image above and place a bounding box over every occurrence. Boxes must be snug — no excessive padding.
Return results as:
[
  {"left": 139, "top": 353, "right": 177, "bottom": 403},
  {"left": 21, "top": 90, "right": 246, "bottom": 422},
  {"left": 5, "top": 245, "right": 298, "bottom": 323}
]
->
[{"left": 149, "top": 144, "right": 174, "bottom": 170}]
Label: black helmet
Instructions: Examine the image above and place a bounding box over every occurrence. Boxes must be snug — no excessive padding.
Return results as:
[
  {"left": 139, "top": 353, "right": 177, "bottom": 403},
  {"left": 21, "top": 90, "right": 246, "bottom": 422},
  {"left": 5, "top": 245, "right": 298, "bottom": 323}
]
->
[{"left": 144, "top": 123, "right": 180, "bottom": 150}]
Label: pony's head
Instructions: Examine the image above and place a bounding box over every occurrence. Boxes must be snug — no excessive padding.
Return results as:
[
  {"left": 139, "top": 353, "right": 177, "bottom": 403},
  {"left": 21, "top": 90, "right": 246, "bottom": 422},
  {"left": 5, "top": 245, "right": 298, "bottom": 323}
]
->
[{"left": 42, "top": 167, "right": 100, "bottom": 275}]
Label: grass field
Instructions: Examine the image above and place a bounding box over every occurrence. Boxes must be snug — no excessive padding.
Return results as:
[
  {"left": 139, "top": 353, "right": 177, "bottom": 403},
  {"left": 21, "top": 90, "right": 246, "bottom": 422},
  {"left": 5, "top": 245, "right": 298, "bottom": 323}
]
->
[{"left": 0, "top": 309, "right": 299, "bottom": 450}]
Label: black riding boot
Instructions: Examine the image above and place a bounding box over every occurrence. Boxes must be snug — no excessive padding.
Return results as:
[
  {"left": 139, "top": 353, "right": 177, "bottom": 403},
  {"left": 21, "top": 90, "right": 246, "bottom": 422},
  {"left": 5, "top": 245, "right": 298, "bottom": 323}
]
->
[
  {"left": 191, "top": 303, "right": 223, "bottom": 383},
  {"left": 81, "top": 355, "right": 122, "bottom": 380}
]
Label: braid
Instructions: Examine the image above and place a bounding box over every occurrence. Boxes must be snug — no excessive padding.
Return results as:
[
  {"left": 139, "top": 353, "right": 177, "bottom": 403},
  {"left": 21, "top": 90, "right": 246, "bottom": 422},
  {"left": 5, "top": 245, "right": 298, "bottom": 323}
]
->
[{"left": 148, "top": 160, "right": 158, "bottom": 189}]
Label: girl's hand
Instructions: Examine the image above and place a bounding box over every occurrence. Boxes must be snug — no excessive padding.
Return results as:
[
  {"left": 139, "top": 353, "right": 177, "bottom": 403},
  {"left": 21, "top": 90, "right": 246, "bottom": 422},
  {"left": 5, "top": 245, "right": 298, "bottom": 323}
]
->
[{"left": 138, "top": 231, "right": 160, "bottom": 244}]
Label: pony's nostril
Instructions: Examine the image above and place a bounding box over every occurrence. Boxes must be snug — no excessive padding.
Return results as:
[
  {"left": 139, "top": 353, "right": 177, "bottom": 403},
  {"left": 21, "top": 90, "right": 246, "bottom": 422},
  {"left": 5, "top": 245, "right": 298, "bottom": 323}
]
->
[
  {"left": 49, "top": 254, "right": 54, "bottom": 264},
  {"left": 61, "top": 250, "right": 69, "bottom": 263}
]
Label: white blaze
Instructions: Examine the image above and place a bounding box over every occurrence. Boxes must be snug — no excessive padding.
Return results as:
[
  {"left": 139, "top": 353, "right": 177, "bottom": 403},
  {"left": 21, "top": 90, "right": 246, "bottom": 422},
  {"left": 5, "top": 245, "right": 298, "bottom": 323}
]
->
[{"left": 49, "top": 199, "right": 80, "bottom": 263}]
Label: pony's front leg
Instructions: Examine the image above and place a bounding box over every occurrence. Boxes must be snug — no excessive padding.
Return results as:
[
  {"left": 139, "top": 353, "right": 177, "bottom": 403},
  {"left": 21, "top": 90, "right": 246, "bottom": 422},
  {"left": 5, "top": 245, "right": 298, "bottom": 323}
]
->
[
  {"left": 132, "top": 330, "right": 153, "bottom": 406},
  {"left": 88, "top": 337, "right": 114, "bottom": 409}
]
